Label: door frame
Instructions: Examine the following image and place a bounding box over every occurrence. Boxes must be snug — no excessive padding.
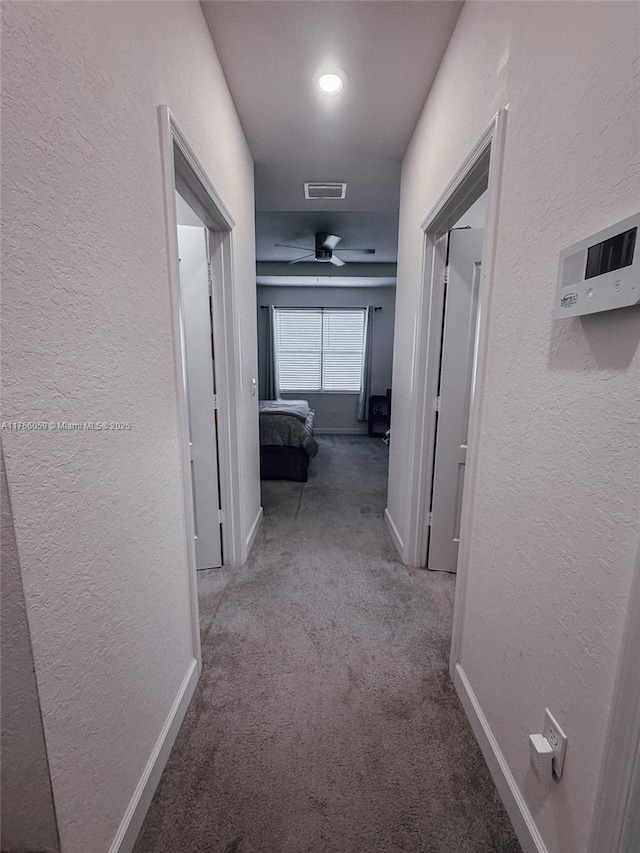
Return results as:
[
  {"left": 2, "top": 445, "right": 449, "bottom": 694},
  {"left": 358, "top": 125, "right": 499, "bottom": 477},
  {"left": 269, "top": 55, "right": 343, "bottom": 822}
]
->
[
  {"left": 587, "top": 549, "right": 640, "bottom": 853},
  {"left": 400, "top": 109, "right": 507, "bottom": 666},
  {"left": 158, "top": 105, "right": 244, "bottom": 668}
]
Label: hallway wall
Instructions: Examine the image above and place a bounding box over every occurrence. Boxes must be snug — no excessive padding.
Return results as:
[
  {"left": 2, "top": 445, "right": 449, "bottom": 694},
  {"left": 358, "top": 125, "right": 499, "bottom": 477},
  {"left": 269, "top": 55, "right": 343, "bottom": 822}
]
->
[
  {"left": 388, "top": 2, "right": 639, "bottom": 852},
  {"left": 1, "top": 2, "right": 259, "bottom": 852}
]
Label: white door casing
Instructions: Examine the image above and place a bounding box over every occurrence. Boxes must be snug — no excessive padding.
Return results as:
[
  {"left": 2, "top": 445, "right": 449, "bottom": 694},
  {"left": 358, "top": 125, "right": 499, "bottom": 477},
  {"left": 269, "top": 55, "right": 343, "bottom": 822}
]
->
[
  {"left": 177, "top": 224, "right": 222, "bottom": 569},
  {"left": 428, "top": 228, "right": 484, "bottom": 573}
]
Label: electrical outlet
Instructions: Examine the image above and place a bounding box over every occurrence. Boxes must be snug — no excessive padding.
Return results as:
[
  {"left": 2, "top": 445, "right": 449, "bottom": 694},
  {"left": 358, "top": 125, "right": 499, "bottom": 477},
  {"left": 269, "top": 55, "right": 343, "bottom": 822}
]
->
[{"left": 544, "top": 709, "right": 568, "bottom": 779}]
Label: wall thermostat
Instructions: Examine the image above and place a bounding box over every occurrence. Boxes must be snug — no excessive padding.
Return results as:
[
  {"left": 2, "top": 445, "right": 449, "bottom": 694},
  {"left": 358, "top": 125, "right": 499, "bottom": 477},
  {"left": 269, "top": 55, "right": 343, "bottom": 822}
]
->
[{"left": 554, "top": 212, "right": 639, "bottom": 318}]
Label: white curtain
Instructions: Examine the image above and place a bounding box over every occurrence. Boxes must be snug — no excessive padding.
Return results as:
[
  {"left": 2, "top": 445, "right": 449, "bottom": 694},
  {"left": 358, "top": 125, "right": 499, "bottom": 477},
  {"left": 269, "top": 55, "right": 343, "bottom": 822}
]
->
[
  {"left": 264, "top": 305, "right": 280, "bottom": 400},
  {"left": 357, "top": 305, "right": 374, "bottom": 421}
]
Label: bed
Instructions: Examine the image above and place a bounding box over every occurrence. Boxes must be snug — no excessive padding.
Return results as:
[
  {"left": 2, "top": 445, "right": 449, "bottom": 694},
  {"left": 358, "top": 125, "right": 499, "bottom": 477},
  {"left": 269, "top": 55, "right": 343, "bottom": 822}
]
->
[{"left": 259, "top": 399, "right": 319, "bottom": 482}]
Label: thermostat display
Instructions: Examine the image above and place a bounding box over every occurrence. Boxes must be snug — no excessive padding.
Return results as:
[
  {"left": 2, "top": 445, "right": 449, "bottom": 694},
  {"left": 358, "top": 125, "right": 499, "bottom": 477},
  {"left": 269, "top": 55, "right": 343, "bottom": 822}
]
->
[
  {"left": 585, "top": 227, "right": 636, "bottom": 280},
  {"left": 555, "top": 213, "right": 639, "bottom": 318}
]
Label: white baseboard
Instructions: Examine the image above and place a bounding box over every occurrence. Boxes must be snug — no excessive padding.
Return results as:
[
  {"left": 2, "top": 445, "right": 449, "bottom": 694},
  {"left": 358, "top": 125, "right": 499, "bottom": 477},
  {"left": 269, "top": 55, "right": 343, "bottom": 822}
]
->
[
  {"left": 109, "top": 658, "right": 200, "bottom": 853},
  {"left": 452, "top": 663, "right": 548, "bottom": 853},
  {"left": 313, "top": 427, "right": 368, "bottom": 435},
  {"left": 245, "top": 506, "right": 263, "bottom": 556},
  {"left": 588, "top": 552, "right": 640, "bottom": 853},
  {"left": 384, "top": 507, "right": 404, "bottom": 559}
]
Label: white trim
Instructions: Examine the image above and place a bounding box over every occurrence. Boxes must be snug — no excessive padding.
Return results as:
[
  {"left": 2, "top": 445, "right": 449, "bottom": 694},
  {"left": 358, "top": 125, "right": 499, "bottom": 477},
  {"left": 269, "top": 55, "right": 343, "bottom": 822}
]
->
[
  {"left": 168, "top": 114, "right": 234, "bottom": 230},
  {"left": 167, "top": 109, "right": 244, "bottom": 567},
  {"left": 450, "top": 109, "right": 508, "bottom": 665},
  {"left": 384, "top": 507, "right": 404, "bottom": 557},
  {"left": 109, "top": 659, "right": 199, "bottom": 853},
  {"left": 588, "top": 554, "right": 640, "bottom": 853},
  {"left": 403, "top": 109, "right": 507, "bottom": 575},
  {"left": 314, "top": 427, "right": 368, "bottom": 435},
  {"left": 257, "top": 275, "right": 396, "bottom": 287},
  {"left": 245, "top": 506, "right": 263, "bottom": 556},
  {"left": 158, "top": 108, "right": 202, "bottom": 667},
  {"left": 158, "top": 107, "right": 246, "bottom": 616},
  {"left": 453, "top": 663, "right": 548, "bottom": 853}
]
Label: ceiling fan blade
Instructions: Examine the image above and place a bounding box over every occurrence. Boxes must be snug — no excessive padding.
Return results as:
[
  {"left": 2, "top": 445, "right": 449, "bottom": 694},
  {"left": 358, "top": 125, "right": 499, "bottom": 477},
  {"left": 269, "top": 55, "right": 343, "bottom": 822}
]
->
[
  {"left": 329, "top": 255, "right": 346, "bottom": 267},
  {"left": 275, "top": 243, "right": 313, "bottom": 251},
  {"left": 322, "top": 234, "right": 342, "bottom": 250},
  {"left": 288, "top": 254, "right": 315, "bottom": 264},
  {"left": 335, "top": 248, "right": 376, "bottom": 254}
]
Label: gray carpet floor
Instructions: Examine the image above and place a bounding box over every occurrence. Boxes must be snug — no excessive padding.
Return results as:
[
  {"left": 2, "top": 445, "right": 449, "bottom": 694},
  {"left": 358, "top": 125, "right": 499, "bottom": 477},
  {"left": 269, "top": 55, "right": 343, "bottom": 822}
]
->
[{"left": 134, "top": 435, "right": 521, "bottom": 853}]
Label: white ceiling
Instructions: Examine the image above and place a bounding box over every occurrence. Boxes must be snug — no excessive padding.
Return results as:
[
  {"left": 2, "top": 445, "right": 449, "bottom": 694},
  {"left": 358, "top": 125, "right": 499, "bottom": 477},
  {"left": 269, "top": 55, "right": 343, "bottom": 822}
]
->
[{"left": 201, "top": 1, "right": 463, "bottom": 280}]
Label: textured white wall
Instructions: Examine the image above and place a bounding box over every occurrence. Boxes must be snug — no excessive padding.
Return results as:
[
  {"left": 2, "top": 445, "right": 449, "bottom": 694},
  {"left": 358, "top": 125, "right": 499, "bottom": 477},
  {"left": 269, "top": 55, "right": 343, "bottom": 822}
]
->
[
  {"left": 257, "top": 285, "right": 396, "bottom": 430},
  {"left": 1, "top": 452, "right": 60, "bottom": 853},
  {"left": 1, "top": 2, "right": 259, "bottom": 852},
  {"left": 388, "top": 3, "right": 639, "bottom": 852}
]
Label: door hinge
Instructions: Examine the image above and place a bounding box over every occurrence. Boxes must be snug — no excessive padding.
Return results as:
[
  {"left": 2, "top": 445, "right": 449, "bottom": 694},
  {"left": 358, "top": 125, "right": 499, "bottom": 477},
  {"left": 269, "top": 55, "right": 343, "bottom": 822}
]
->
[
  {"left": 212, "top": 394, "right": 218, "bottom": 410},
  {"left": 218, "top": 509, "right": 224, "bottom": 524},
  {"left": 435, "top": 396, "right": 441, "bottom": 412},
  {"left": 207, "top": 261, "right": 213, "bottom": 295},
  {"left": 428, "top": 512, "right": 433, "bottom": 526}
]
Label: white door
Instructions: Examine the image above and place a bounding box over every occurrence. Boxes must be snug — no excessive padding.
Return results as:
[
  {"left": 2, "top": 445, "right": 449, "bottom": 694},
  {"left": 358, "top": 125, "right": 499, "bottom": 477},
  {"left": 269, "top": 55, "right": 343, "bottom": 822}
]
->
[
  {"left": 177, "top": 224, "right": 222, "bottom": 569},
  {"left": 428, "top": 228, "right": 484, "bottom": 572}
]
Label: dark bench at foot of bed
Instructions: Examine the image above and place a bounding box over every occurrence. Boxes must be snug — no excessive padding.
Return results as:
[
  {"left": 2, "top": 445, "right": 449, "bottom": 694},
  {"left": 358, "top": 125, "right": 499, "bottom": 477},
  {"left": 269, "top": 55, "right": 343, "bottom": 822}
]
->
[{"left": 260, "top": 445, "right": 310, "bottom": 482}]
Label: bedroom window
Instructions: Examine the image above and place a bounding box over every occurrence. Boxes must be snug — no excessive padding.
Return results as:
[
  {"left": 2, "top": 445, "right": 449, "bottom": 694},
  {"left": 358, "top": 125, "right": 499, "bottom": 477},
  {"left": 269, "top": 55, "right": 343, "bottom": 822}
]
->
[{"left": 274, "top": 308, "right": 366, "bottom": 392}]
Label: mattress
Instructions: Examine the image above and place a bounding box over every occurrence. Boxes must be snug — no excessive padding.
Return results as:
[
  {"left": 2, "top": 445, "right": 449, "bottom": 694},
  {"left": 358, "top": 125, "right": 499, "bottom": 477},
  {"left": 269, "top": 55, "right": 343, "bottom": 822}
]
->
[{"left": 259, "top": 399, "right": 319, "bottom": 457}]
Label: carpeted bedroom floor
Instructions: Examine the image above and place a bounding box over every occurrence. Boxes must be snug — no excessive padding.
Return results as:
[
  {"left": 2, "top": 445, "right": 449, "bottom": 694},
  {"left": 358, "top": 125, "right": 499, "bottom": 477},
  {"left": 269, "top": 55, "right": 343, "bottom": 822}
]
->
[{"left": 134, "top": 435, "right": 522, "bottom": 853}]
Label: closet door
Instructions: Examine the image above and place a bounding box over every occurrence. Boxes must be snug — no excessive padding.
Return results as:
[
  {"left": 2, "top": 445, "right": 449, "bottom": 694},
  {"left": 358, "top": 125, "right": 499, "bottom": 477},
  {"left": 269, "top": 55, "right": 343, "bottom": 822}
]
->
[
  {"left": 178, "top": 224, "right": 222, "bottom": 569},
  {"left": 428, "top": 228, "right": 484, "bottom": 573}
]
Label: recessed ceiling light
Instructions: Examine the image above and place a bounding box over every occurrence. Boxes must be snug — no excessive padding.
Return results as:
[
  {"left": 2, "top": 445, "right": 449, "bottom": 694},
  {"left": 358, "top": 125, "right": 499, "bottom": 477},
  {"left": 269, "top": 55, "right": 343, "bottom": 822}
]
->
[{"left": 317, "top": 71, "right": 345, "bottom": 95}]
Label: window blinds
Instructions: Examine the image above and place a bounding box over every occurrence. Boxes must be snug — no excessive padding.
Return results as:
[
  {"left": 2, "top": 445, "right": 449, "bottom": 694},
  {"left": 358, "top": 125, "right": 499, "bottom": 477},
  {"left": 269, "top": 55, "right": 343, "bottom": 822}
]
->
[{"left": 274, "top": 308, "right": 366, "bottom": 392}]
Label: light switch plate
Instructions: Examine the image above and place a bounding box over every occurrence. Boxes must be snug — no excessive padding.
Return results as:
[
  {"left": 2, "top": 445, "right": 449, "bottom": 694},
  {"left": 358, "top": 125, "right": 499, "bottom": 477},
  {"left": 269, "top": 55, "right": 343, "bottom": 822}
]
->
[{"left": 544, "top": 708, "right": 568, "bottom": 779}]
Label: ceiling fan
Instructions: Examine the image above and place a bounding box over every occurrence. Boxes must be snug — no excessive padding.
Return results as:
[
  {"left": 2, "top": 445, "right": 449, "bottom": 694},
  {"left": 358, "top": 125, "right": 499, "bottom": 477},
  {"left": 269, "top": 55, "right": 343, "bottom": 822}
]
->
[{"left": 275, "top": 232, "right": 375, "bottom": 266}]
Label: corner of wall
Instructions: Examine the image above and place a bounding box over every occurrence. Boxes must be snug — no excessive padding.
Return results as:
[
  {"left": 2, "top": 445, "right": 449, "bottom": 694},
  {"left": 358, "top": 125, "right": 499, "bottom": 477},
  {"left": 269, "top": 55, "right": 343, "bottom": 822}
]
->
[
  {"left": 108, "top": 660, "right": 200, "bottom": 853},
  {"left": 245, "top": 506, "right": 263, "bottom": 560},
  {"left": 384, "top": 507, "right": 404, "bottom": 561},
  {"left": 452, "top": 663, "right": 548, "bottom": 853},
  {"left": 1, "top": 449, "right": 61, "bottom": 853}
]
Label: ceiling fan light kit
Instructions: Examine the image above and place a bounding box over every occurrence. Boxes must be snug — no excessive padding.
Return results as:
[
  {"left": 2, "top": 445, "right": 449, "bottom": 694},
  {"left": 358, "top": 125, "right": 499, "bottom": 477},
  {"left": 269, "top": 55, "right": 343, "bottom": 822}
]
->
[{"left": 314, "top": 232, "right": 344, "bottom": 266}]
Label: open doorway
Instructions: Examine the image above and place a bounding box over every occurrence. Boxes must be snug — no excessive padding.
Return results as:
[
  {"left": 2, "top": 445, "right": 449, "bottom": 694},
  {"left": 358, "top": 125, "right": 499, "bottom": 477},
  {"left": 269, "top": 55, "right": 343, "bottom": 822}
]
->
[
  {"left": 255, "top": 286, "right": 396, "bottom": 485},
  {"left": 257, "top": 298, "right": 393, "bottom": 435},
  {"left": 253, "top": 213, "right": 398, "bottom": 491},
  {"left": 394, "top": 109, "right": 507, "bottom": 662},
  {"left": 158, "top": 106, "right": 245, "bottom": 665}
]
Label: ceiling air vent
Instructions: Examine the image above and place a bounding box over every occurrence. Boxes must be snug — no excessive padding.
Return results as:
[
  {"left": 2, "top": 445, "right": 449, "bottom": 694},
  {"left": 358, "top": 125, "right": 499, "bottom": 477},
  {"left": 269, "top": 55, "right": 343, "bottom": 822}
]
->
[{"left": 304, "top": 182, "right": 347, "bottom": 200}]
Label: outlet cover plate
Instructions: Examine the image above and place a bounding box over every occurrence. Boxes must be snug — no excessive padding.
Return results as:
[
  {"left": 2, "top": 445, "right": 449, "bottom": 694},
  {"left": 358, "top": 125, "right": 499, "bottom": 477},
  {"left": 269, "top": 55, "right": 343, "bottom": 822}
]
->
[{"left": 544, "top": 708, "right": 568, "bottom": 779}]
